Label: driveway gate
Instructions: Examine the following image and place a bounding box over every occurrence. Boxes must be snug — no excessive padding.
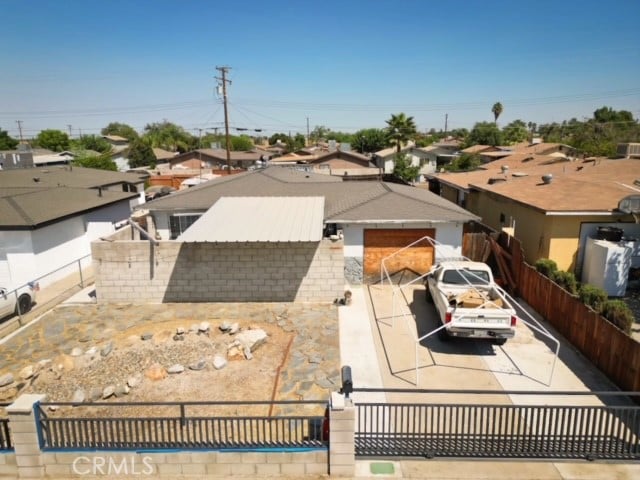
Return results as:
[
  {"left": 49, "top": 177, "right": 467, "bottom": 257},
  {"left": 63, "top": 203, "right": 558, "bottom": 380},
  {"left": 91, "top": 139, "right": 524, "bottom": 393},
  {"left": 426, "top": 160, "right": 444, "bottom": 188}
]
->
[{"left": 353, "top": 389, "right": 640, "bottom": 460}]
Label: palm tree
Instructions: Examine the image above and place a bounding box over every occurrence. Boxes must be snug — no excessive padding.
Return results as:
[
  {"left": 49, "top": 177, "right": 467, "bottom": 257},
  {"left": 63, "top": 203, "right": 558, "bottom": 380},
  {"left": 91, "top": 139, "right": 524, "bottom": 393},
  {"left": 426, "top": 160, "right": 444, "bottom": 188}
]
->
[
  {"left": 491, "top": 102, "right": 503, "bottom": 125},
  {"left": 385, "top": 113, "right": 417, "bottom": 152}
]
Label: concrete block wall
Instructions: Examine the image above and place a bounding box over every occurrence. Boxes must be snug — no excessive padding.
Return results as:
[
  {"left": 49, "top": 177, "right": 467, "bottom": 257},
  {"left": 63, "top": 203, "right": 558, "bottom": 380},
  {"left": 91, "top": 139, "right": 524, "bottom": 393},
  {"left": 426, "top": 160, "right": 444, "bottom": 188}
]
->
[
  {"left": 41, "top": 450, "right": 328, "bottom": 478},
  {"left": 92, "top": 237, "right": 344, "bottom": 303},
  {"left": 0, "top": 452, "right": 18, "bottom": 478}
]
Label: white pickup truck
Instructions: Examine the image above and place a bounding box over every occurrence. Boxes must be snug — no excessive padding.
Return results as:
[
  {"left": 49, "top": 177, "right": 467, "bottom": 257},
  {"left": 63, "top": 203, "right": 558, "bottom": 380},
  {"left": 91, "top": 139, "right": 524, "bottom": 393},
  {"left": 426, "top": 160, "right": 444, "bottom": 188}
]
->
[
  {"left": 425, "top": 261, "right": 517, "bottom": 345},
  {"left": 0, "top": 283, "right": 37, "bottom": 319}
]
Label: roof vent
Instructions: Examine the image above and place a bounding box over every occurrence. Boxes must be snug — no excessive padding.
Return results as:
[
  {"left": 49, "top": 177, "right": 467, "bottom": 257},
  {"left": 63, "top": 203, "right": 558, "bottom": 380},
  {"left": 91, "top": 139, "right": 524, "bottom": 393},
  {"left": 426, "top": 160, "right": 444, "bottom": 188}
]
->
[
  {"left": 541, "top": 174, "right": 553, "bottom": 184},
  {"left": 488, "top": 177, "right": 506, "bottom": 185},
  {"left": 33, "top": 177, "right": 40, "bottom": 182},
  {"left": 501, "top": 165, "right": 509, "bottom": 173}
]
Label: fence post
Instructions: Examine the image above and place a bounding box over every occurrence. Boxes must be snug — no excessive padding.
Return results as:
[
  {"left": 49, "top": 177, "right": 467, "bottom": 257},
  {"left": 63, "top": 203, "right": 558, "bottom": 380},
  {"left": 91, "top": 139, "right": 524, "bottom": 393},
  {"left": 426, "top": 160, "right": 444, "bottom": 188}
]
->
[
  {"left": 329, "top": 391, "right": 355, "bottom": 477},
  {"left": 6, "top": 394, "right": 47, "bottom": 479}
]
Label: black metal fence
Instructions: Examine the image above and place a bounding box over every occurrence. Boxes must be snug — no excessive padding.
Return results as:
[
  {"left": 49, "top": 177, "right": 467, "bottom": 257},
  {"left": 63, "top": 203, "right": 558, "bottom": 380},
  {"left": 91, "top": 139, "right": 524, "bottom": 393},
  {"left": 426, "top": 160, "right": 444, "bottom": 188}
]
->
[
  {"left": 36, "top": 400, "right": 328, "bottom": 451},
  {"left": 354, "top": 389, "right": 640, "bottom": 460},
  {"left": 0, "top": 404, "right": 11, "bottom": 451}
]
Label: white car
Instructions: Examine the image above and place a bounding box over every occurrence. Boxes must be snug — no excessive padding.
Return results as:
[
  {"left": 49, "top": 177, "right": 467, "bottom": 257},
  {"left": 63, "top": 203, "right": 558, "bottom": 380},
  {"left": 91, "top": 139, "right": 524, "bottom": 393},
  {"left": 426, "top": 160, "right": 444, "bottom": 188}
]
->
[{"left": 0, "top": 283, "right": 37, "bottom": 318}]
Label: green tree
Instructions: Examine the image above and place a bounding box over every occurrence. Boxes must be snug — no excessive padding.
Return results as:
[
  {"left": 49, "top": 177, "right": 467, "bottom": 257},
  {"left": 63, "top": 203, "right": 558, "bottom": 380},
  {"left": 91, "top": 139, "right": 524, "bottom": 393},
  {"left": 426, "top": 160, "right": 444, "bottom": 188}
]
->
[
  {"left": 101, "top": 122, "right": 139, "bottom": 141},
  {"left": 128, "top": 138, "right": 156, "bottom": 168},
  {"left": 444, "top": 153, "right": 482, "bottom": 172},
  {"left": 269, "top": 133, "right": 289, "bottom": 146},
  {"left": 392, "top": 152, "right": 420, "bottom": 182},
  {"left": 142, "top": 121, "right": 193, "bottom": 152},
  {"left": 351, "top": 128, "right": 389, "bottom": 154},
  {"left": 230, "top": 135, "right": 254, "bottom": 151},
  {"left": 309, "top": 125, "right": 331, "bottom": 143},
  {"left": 467, "top": 122, "right": 503, "bottom": 146},
  {"left": 502, "top": 119, "right": 529, "bottom": 144},
  {"left": 71, "top": 135, "right": 112, "bottom": 153},
  {"left": 491, "top": 102, "right": 503, "bottom": 125},
  {"left": 0, "top": 128, "right": 18, "bottom": 150},
  {"left": 291, "top": 133, "right": 306, "bottom": 151},
  {"left": 35, "top": 129, "right": 70, "bottom": 152},
  {"left": 72, "top": 153, "right": 117, "bottom": 171},
  {"left": 593, "top": 106, "right": 634, "bottom": 124},
  {"left": 386, "top": 113, "right": 418, "bottom": 152}
]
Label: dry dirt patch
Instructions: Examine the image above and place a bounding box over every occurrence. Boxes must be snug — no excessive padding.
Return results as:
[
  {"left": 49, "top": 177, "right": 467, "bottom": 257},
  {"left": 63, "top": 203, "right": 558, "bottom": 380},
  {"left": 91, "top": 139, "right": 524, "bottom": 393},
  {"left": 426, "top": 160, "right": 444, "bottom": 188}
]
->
[{"left": 25, "top": 319, "right": 295, "bottom": 416}]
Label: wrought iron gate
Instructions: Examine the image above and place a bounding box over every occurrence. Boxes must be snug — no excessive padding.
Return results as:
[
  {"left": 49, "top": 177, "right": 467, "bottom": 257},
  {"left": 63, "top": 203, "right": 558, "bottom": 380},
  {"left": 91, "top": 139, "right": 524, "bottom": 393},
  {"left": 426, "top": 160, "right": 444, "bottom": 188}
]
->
[{"left": 354, "top": 389, "right": 640, "bottom": 460}]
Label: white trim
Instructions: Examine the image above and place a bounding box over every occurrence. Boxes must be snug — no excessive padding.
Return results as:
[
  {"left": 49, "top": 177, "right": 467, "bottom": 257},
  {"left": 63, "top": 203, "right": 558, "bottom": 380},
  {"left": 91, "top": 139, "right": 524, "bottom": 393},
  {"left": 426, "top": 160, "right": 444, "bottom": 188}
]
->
[
  {"left": 544, "top": 211, "right": 621, "bottom": 216},
  {"left": 328, "top": 219, "right": 458, "bottom": 224}
]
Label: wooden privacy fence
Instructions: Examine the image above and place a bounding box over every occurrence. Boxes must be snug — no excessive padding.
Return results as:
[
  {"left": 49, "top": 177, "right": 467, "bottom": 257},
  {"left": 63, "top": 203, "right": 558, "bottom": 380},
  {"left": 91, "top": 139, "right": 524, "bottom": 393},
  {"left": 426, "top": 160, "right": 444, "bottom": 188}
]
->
[
  {"left": 518, "top": 264, "right": 640, "bottom": 393},
  {"left": 462, "top": 227, "right": 640, "bottom": 394}
]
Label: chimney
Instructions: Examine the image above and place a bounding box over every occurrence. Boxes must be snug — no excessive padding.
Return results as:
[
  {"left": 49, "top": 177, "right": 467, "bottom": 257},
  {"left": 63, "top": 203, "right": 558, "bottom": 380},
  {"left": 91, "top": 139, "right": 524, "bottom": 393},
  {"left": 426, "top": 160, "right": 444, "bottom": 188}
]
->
[{"left": 541, "top": 174, "right": 553, "bottom": 184}]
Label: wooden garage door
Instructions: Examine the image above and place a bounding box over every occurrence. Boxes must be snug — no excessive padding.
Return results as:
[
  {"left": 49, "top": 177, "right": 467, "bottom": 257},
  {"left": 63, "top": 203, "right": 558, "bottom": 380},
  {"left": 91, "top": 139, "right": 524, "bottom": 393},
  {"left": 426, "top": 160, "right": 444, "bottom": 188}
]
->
[{"left": 363, "top": 229, "right": 435, "bottom": 283}]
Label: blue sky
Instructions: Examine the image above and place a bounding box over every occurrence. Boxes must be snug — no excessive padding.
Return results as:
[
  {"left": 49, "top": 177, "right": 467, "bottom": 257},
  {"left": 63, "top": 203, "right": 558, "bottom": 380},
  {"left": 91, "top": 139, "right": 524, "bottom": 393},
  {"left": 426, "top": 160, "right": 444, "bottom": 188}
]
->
[{"left": 1, "top": 0, "right": 639, "bottom": 139}]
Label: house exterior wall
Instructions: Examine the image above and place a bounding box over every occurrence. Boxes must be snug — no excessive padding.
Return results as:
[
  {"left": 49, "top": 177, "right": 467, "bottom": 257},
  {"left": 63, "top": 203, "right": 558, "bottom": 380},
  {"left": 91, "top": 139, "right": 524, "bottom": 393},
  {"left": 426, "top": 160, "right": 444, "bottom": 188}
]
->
[
  {"left": 439, "top": 183, "right": 460, "bottom": 205},
  {"left": 341, "top": 222, "right": 464, "bottom": 283},
  {"left": 92, "top": 233, "right": 344, "bottom": 303},
  {"left": 468, "top": 190, "right": 635, "bottom": 272},
  {"left": 0, "top": 201, "right": 132, "bottom": 288}
]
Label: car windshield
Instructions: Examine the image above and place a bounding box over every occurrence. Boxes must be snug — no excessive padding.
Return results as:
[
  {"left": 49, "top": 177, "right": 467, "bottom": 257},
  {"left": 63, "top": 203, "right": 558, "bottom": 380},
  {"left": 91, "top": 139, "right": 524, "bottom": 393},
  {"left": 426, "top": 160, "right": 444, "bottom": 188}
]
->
[{"left": 442, "top": 269, "right": 490, "bottom": 285}]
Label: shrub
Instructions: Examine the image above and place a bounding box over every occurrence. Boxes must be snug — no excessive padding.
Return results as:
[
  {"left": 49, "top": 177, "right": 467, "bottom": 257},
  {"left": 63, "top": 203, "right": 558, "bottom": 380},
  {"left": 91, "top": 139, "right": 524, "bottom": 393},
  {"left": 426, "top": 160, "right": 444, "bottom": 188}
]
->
[
  {"left": 550, "top": 270, "right": 578, "bottom": 295},
  {"left": 578, "top": 284, "right": 608, "bottom": 312},
  {"left": 534, "top": 258, "right": 558, "bottom": 278},
  {"left": 601, "top": 300, "right": 634, "bottom": 335}
]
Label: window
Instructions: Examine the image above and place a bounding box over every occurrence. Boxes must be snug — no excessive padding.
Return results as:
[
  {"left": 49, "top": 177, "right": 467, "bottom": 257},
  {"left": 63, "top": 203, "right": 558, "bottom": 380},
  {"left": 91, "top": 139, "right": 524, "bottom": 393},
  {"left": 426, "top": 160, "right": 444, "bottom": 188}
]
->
[
  {"left": 442, "top": 269, "right": 490, "bottom": 285},
  {"left": 169, "top": 214, "right": 201, "bottom": 239}
]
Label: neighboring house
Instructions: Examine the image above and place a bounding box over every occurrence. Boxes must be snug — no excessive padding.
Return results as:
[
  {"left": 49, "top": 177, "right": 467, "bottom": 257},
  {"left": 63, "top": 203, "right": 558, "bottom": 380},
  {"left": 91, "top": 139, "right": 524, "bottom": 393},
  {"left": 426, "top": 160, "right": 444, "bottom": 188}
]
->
[
  {"left": 273, "top": 149, "right": 380, "bottom": 180},
  {"left": 32, "top": 149, "right": 75, "bottom": 166},
  {"left": 168, "top": 148, "right": 263, "bottom": 170},
  {"left": 152, "top": 148, "right": 177, "bottom": 162},
  {"left": 102, "top": 135, "right": 129, "bottom": 146},
  {"left": 101, "top": 135, "right": 131, "bottom": 171},
  {"left": 426, "top": 156, "right": 640, "bottom": 275},
  {"left": 0, "top": 150, "right": 34, "bottom": 170},
  {"left": 0, "top": 166, "right": 147, "bottom": 289},
  {"left": 460, "top": 145, "right": 500, "bottom": 155},
  {"left": 372, "top": 144, "right": 438, "bottom": 179}
]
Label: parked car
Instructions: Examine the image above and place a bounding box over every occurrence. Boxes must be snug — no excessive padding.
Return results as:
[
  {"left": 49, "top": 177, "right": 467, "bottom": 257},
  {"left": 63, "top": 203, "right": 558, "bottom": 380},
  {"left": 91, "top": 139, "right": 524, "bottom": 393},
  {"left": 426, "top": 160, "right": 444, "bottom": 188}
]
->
[{"left": 0, "top": 282, "right": 37, "bottom": 318}]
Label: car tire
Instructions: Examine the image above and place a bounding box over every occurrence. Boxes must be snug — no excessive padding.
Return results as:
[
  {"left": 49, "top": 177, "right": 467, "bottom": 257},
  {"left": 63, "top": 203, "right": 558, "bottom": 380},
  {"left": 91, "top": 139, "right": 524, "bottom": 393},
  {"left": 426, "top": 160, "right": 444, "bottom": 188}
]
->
[
  {"left": 493, "top": 338, "right": 507, "bottom": 346},
  {"left": 16, "top": 294, "right": 32, "bottom": 315}
]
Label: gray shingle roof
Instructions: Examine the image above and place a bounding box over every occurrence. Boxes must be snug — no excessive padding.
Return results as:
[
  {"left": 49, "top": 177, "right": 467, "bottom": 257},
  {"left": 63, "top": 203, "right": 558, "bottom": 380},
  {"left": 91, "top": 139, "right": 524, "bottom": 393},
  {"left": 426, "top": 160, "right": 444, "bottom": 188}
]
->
[
  {"left": 143, "top": 167, "right": 478, "bottom": 224},
  {"left": 0, "top": 166, "right": 145, "bottom": 228}
]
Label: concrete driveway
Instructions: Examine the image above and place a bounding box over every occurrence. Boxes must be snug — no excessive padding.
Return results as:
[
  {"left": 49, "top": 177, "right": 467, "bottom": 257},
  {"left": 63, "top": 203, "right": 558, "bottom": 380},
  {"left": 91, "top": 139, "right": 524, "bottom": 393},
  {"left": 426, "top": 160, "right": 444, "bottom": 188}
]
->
[{"left": 364, "top": 283, "right": 627, "bottom": 406}]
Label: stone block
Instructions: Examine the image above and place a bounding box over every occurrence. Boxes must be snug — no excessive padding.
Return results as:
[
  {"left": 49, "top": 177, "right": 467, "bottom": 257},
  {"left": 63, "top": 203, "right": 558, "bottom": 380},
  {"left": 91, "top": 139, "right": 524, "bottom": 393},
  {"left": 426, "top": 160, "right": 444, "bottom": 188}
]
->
[
  {"left": 215, "top": 451, "right": 241, "bottom": 464},
  {"left": 189, "top": 451, "right": 217, "bottom": 464},
  {"left": 290, "top": 451, "right": 319, "bottom": 464},
  {"left": 256, "top": 463, "right": 281, "bottom": 475},
  {"left": 330, "top": 464, "right": 356, "bottom": 477},
  {"left": 306, "top": 462, "right": 329, "bottom": 475},
  {"left": 181, "top": 463, "right": 206, "bottom": 475},
  {"left": 165, "top": 452, "right": 193, "bottom": 464},
  {"left": 0, "top": 464, "right": 19, "bottom": 476},
  {"left": 157, "top": 463, "right": 182, "bottom": 475},
  {"left": 15, "top": 465, "right": 44, "bottom": 478},
  {"left": 265, "top": 452, "right": 292, "bottom": 464},
  {"left": 206, "top": 463, "right": 232, "bottom": 475},
  {"left": 280, "top": 462, "right": 305, "bottom": 476},
  {"left": 230, "top": 463, "right": 255, "bottom": 475},
  {"left": 44, "top": 464, "right": 72, "bottom": 477}
]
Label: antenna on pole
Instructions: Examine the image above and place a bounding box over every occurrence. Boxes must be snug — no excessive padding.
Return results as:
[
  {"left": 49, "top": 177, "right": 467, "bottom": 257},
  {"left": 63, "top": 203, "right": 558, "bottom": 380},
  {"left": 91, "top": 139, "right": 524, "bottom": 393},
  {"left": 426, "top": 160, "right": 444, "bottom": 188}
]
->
[
  {"left": 215, "top": 66, "right": 232, "bottom": 174},
  {"left": 16, "top": 120, "right": 24, "bottom": 143}
]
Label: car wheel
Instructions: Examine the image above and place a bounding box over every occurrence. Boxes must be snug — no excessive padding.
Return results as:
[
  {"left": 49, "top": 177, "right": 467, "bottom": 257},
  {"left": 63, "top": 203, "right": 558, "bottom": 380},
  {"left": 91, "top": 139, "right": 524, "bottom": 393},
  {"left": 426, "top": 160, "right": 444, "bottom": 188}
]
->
[
  {"left": 493, "top": 338, "right": 507, "bottom": 346},
  {"left": 16, "top": 294, "right": 32, "bottom": 315}
]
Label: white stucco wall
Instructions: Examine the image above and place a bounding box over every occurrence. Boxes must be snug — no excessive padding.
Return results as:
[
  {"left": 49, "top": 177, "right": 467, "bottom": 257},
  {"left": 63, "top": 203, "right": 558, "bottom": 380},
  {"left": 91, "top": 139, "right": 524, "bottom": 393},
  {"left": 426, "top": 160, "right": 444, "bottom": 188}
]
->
[{"left": 1, "top": 200, "right": 133, "bottom": 288}]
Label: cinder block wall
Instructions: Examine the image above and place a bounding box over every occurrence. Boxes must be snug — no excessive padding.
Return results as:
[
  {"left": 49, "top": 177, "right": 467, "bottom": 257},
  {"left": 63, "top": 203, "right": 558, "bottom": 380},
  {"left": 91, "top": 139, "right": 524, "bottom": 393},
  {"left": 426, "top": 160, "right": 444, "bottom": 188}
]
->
[
  {"left": 42, "top": 450, "right": 328, "bottom": 478},
  {"left": 92, "top": 237, "right": 344, "bottom": 303},
  {"left": 0, "top": 453, "right": 18, "bottom": 478}
]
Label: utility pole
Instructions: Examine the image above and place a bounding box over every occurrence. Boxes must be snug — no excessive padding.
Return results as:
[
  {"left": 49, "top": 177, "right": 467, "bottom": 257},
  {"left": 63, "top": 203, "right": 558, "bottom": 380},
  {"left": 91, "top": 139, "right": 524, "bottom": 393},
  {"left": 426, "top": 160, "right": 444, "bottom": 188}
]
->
[
  {"left": 444, "top": 114, "right": 448, "bottom": 135},
  {"left": 67, "top": 124, "right": 73, "bottom": 138},
  {"left": 215, "top": 66, "right": 232, "bottom": 173},
  {"left": 16, "top": 120, "right": 24, "bottom": 143},
  {"left": 197, "top": 128, "right": 203, "bottom": 181},
  {"left": 306, "top": 117, "right": 310, "bottom": 146}
]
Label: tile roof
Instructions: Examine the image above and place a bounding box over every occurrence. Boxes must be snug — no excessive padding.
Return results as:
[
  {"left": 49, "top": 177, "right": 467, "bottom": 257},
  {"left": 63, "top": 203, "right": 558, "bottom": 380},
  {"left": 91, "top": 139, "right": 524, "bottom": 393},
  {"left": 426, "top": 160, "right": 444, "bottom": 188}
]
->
[
  {"left": 461, "top": 145, "right": 495, "bottom": 154},
  {"left": 468, "top": 158, "right": 640, "bottom": 213},
  {"left": 142, "top": 166, "right": 477, "bottom": 224}
]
